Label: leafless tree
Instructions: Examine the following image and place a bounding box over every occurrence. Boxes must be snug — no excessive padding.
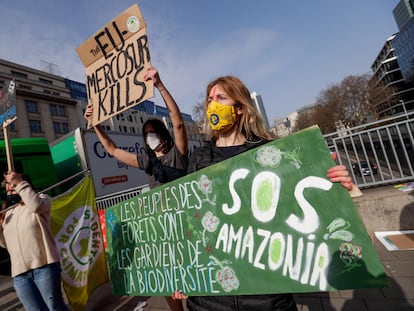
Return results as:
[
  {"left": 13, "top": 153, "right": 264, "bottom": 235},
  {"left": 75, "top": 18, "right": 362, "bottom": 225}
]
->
[
  {"left": 192, "top": 100, "right": 207, "bottom": 136},
  {"left": 292, "top": 110, "right": 314, "bottom": 132},
  {"left": 307, "top": 74, "right": 375, "bottom": 134}
]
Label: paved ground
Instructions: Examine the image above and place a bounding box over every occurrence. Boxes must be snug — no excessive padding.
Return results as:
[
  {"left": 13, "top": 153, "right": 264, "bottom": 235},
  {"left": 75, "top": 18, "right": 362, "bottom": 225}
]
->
[{"left": 1, "top": 237, "right": 413, "bottom": 311}]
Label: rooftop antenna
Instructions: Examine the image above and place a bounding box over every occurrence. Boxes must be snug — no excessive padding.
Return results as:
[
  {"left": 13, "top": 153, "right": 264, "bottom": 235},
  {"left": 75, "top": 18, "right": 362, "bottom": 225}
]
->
[{"left": 40, "top": 60, "right": 61, "bottom": 76}]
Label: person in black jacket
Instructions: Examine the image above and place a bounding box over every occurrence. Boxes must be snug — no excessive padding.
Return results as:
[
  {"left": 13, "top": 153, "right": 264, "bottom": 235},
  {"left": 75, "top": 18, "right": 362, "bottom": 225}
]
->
[
  {"left": 84, "top": 66, "right": 189, "bottom": 191},
  {"left": 173, "top": 75, "right": 357, "bottom": 311}
]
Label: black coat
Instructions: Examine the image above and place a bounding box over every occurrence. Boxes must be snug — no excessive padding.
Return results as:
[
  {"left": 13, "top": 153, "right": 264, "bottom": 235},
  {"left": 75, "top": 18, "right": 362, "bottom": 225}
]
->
[
  {"left": 188, "top": 138, "right": 267, "bottom": 173},
  {"left": 186, "top": 137, "right": 297, "bottom": 311}
]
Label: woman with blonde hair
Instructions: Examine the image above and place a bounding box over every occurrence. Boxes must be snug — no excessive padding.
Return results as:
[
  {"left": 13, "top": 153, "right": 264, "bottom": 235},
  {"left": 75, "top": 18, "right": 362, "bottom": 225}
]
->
[{"left": 175, "top": 75, "right": 356, "bottom": 311}]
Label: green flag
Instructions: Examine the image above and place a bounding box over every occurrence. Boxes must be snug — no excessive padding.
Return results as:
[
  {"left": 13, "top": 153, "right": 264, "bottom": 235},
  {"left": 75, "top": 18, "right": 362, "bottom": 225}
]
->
[{"left": 51, "top": 175, "right": 109, "bottom": 310}]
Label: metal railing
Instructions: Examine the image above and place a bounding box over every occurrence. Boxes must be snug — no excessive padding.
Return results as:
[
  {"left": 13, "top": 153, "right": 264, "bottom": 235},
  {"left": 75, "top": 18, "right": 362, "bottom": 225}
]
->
[
  {"left": 93, "top": 112, "right": 414, "bottom": 207},
  {"left": 324, "top": 111, "right": 414, "bottom": 189},
  {"left": 95, "top": 184, "right": 149, "bottom": 210}
]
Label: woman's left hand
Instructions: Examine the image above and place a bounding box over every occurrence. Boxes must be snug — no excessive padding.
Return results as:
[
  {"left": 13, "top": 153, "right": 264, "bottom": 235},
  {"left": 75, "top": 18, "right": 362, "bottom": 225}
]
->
[
  {"left": 327, "top": 165, "right": 355, "bottom": 191},
  {"left": 171, "top": 290, "right": 188, "bottom": 300}
]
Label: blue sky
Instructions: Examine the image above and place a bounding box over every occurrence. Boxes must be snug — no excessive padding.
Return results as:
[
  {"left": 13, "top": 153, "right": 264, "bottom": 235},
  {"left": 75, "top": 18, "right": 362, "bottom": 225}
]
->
[{"left": 0, "top": 1, "right": 399, "bottom": 122}]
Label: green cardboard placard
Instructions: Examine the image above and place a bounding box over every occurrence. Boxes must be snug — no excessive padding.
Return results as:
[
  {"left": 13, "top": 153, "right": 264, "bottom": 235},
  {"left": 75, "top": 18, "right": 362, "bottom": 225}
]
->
[{"left": 105, "top": 126, "right": 387, "bottom": 296}]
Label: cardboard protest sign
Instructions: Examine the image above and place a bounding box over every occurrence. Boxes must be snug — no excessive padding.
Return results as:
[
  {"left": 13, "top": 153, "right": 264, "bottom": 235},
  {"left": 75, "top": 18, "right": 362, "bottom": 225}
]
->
[
  {"left": 104, "top": 126, "right": 387, "bottom": 296},
  {"left": 0, "top": 79, "right": 17, "bottom": 170},
  {"left": 0, "top": 79, "right": 17, "bottom": 127},
  {"left": 76, "top": 4, "right": 153, "bottom": 126}
]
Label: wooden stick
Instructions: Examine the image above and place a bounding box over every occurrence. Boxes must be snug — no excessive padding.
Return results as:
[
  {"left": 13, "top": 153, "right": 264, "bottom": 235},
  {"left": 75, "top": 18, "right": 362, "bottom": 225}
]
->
[{"left": 3, "top": 126, "right": 14, "bottom": 172}]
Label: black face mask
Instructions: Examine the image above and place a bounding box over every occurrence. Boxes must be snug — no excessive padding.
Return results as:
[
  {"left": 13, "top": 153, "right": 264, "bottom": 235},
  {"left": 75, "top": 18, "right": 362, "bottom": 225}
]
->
[{"left": 7, "top": 194, "right": 21, "bottom": 206}]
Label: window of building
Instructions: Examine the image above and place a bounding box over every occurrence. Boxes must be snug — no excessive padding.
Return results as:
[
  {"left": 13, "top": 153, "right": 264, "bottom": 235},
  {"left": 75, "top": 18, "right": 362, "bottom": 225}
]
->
[
  {"left": 53, "top": 122, "right": 61, "bottom": 134},
  {"left": 50, "top": 104, "right": 66, "bottom": 116},
  {"left": 50, "top": 104, "right": 57, "bottom": 116},
  {"left": 130, "top": 127, "right": 136, "bottom": 133},
  {"left": 29, "top": 120, "right": 42, "bottom": 133},
  {"left": 53, "top": 122, "right": 69, "bottom": 134},
  {"left": 58, "top": 105, "right": 66, "bottom": 117},
  {"left": 11, "top": 71, "right": 27, "bottom": 79},
  {"left": 62, "top": 123, "right": 69, "bottom": 133},
  {"left": 25, "top": 100, "right": 39, "bottom": 113},
  {"left": 39, "top": 78, "right": 53, "bottom": 85},
  {"left": 19, "top": 84, "right": 32, "bottom": 90}
]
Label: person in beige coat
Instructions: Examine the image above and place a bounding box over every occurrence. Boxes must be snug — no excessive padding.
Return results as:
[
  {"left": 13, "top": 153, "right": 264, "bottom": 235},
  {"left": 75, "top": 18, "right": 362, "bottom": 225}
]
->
[{"left": 0, "top": 171, "right": 68, "bottom": 311}]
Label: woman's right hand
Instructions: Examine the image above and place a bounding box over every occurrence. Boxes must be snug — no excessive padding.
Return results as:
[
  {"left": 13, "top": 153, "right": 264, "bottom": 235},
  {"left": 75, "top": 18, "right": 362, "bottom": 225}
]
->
[{"left": 4, "top": 171, "right": 23, "bottom": 189}]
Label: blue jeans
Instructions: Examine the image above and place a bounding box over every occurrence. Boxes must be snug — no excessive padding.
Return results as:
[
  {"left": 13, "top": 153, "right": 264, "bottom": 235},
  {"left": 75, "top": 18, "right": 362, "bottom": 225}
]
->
[{"left": 13, "top": 262, "right": 68, "bottom": 311}]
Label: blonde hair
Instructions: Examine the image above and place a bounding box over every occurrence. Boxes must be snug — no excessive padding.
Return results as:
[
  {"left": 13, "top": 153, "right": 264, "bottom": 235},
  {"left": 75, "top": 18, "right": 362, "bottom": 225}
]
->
[{"left": 203, "top": 76, "right": 272, "bottom": 140}]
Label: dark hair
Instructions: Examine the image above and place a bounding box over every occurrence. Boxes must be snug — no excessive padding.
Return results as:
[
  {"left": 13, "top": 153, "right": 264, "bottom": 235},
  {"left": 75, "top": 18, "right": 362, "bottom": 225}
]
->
[
  {"left": 142, "top": 119, "right": 174, "bottom": 154},
  {"left": 1, "top": 173, "right": 35, "bottom": 204}
]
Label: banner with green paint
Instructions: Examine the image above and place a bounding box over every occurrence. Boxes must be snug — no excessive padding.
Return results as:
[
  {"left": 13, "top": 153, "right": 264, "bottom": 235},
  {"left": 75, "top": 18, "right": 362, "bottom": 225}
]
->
[{"left": 104, "top": 126, "right": 387, "bottom": 296}]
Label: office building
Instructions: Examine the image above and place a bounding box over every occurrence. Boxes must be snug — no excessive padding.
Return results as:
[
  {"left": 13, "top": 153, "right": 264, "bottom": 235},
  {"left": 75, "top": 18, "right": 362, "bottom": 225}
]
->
[
  {"left": 393, "top": 0, "right": 414, "bottom": 30},
  {"left": 0, "top": 58, "right": 200, "bottom": 144},
  {"left": 251, "top": 92, "right": 270, "bottom": 129},
  {"left": 370, "top": 0, "right": 414, "bottom": 118},
  {"left": 0, "top": 59, "right": 81, "bottom": 143}
]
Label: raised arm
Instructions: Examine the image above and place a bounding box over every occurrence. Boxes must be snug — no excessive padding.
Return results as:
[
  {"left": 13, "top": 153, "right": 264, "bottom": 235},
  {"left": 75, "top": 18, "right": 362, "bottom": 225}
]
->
[
  {"left": 84, "top": 105, "right": 140, "bottom": 168},
  {"left": 144, "top": 66, "right": 188, "bottom": 156}
]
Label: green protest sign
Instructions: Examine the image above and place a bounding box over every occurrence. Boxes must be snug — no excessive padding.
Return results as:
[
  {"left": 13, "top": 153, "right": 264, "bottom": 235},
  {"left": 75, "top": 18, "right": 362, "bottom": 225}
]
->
[{"left": 104, "top": 126, "right": 387, "bottom": 296}]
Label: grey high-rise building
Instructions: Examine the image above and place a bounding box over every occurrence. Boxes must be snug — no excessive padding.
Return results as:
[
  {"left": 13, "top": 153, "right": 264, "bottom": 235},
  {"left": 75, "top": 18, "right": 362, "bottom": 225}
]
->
[{"left": 251, "top": 92, "right": 270, "bottom": 129}]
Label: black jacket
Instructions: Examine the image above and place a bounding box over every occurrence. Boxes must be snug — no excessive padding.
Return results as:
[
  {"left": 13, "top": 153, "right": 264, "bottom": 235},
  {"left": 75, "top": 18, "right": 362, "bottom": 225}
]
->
[
  {"left": 186, "top": 137, "right": 297, "bottom": 311},
  {"left": 188, "top": 138, "right": 267, "bottom": 173}
]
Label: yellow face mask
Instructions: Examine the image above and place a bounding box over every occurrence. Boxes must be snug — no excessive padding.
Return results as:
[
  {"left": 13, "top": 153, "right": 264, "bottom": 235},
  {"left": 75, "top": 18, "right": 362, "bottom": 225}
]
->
[{"left": 206, "top": 101, "right": 237, "bottom": 132}]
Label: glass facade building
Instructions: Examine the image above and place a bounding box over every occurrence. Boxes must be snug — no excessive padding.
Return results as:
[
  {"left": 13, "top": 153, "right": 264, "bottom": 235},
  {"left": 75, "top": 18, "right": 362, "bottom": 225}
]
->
[
  {"left": 370, "top": 0, "right": 414, "bottom": 118},
  {"left": 393, "top": 0, "right": 414, "bottom": 30},
  {"left": 393, "top": 18, "right": 414, "bottom": 81}
]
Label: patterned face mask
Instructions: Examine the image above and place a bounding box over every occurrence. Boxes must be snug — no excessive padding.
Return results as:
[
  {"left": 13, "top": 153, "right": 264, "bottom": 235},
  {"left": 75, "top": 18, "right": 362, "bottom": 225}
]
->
[{"left": 206, "top": 101, "right": 236, "bottom": 132}]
